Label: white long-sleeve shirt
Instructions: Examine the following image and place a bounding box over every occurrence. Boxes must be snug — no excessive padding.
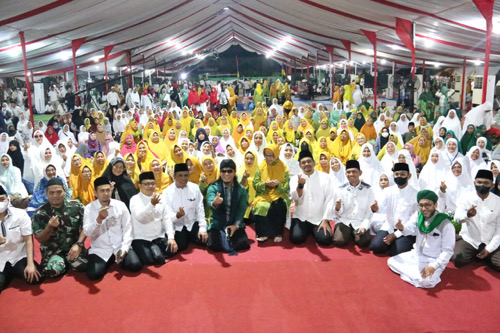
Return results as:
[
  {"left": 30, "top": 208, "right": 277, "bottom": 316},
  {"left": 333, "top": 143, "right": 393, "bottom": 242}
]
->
[
  {"left": 162, "top": 182, "right": 206, "bottom": 233},
  {"left": 401, "top": 211, "right": 455, "bottom": 270},
  {"left": 106, "top": 91, "right": 119, "bottom": 105},
  {"left": 290, "top": 170, "right": 335, "bottom": 225},
  {"left": 379, "top": 184, "right": 418, "bottom": 237},
  {"left": 130, "top": 192, "right": 174, "bottom": 241},
  {"left": 324, "top": 181, "right": 374, "bottom": 230},
  {"left": 0, "top": 207, "right": 32, "bottom": 271},
  {"left": 83, "top": 199, "right": 133, "bottom": 261},
  {"left": 455, "top": 192, "right": 500, "bottom": 253}
]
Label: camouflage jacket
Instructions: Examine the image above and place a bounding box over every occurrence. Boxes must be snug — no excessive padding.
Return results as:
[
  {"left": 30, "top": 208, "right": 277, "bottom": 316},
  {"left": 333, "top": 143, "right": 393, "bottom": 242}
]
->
[{"left": 32, "top": 199, "right": 85, "bottom": 264}]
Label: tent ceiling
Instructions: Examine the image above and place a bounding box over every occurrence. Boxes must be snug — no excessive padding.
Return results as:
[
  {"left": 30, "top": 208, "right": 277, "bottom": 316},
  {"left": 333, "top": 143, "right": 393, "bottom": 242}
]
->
[{"left": 0, "top": 0, "right": 499, "bottom": 77}]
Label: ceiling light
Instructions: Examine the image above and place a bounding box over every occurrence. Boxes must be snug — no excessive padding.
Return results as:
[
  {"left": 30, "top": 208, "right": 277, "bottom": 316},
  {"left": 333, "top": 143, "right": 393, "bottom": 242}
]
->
[
  {"left": 95, "top": 65, "right": 99, "bottom": 69},
  {"left": 58, "top": 51, "right": 72, "bottom": 61},
  {"left": 224, "top": 7, "right": 229, "bottom": 10},
  {"left": 93, "top": 56, "right": 100, "bottom": 63},
  {"left": 112, "top": 66, "right": 117, "bottom": 70},
  {"left": 7, "top": 47, "right": 21, "bottom": 57},
  {"left": 180, "top": 73, "right": 187, "bottom": 80},
  {"left": 424, "top": 39, "right": 434, "bottom": 48},
  {"left": 434, "top": 63, "right": 440, "bottom": 68},
  {"left": 381, "top": 59, "right": 387, "bottom": 65},
  {"left": 362, "top": 60, "right": 366, "bottom": 64},
  {"left": 474, "top": 59, "right": 482, "bottom": 66}
]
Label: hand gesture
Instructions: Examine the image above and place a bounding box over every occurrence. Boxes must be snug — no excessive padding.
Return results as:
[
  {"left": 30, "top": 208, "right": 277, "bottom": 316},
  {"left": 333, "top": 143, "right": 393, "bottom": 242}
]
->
[
  {"left": 200, "top": 173, "right": 207, "bottom": 183},
  {"left": 151, "top": 193, "right": 161, "bottom": 206},
  {"left": 335, "top": 199, "right": 342, "bottom": 212},
  {"left": 48, "top": 216, "right": 60, "bottom": 228},
  {"left": 421, "top": 265, "right": 435, "bottom": 279},
  {"left": 97, "top": 206, "right": 109, "bottom": 223},
  {"left": 176, "top": 206, "right": 185, "bottom": 219},
  {"left": 116, "top": 250, "right": 127, "bottom": 264},
  {"left": 243, "top": 170, "right": 250, "bottom": 179},
  {"left": 198, "top": 232, "right": 208, "bottom": 243},
  {"left": 109, "top": 181, "right": 115, "bottom": 193},
  {"left": 440, "top": 181, "right": 447, "bottom": 193},
  {"left": 297, "top": 174, "right": 306, "bottom": 186},
  {"left": 371, "top": 200, "right": 378, "bottom": 212},
  {"left": 226, "top": 225, "right": 239, "bottom": 238},
  {"left": 467, "top": 205, "right": 477, "bottom": 218},
  {"left": 114, "top": 149, "right": 120, "bottom": 157},
  {"left": 318, "top": 220, "right": 332, "bottom": 236},
  {"left": 23, "top": 142, "right": 30, "bottom": 151},
  {"left": 168, "top": 239, "right": 178, "bottom": 253},
  {"left": 212, "top": 192, "right": 224, "bottom": 207},
  {"left": 395, "top": 219, "right": 404, "bottom": 231},
  {"left": 357, "top": 227, "right": 367, "bottom": 235}
]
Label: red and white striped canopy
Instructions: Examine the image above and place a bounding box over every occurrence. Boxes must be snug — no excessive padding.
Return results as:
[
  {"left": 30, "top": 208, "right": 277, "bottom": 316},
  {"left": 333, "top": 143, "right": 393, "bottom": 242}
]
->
[{"left": 0, "top": 0, "right": 498, "bottom": 77}]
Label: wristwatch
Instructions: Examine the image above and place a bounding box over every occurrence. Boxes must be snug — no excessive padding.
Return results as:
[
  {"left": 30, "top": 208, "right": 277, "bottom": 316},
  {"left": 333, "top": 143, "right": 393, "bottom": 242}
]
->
[{"left": 74, "top": 242, "right": 84, "bottom": 249}]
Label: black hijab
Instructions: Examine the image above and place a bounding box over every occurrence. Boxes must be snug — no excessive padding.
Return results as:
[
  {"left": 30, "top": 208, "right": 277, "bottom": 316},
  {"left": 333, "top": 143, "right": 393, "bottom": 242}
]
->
[
  {"left": 354, "top": 113, "right": 366, "bottom": 131},
  {"left": 7, "top": 140, "right": 24, "bottom": 176},
  {"left": 101, "top": 157, "right": 137, "bottom": 210}
]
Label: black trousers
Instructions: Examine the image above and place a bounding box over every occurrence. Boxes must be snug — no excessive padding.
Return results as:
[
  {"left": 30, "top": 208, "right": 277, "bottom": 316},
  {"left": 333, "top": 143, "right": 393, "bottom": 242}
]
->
[
  {"left": 370, "top": 230, "right": 416, "bottom": 256},
  {"left": 131, "top": 238, "right": 166, "bottom": 266},
  {"left": 86, "top": 250, "right": 142, "bottom": 281},
  {"left": 207, "top": 228, "right": 250, "bottom": 252},
  {"left": 254, "top": 198, "right": 286, "bottom": 238},
  {"left": 333, "top": 223, "right": 371, "bottom": 248},
  {"left": 290, "top": 218, "right": 333, "bottom": 246},
  {"left": 170, "top": 222, "right": 205, "bottom": 255},
  {"left": 0, "top": 258, "right": 43, "bottom": 292}
]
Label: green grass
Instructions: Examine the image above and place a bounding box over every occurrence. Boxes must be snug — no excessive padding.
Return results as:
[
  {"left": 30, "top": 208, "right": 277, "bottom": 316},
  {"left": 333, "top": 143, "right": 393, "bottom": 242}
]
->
[{"left": 33, "top": 114, "right": 55, "bottom": 123}]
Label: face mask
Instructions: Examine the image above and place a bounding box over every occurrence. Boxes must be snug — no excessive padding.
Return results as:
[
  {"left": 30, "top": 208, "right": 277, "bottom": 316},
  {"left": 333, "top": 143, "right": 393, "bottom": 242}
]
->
[
  {"left": 381, "top": 132, "right": 389, "bottom": 138},
  {"left": 475, "top": 185, "right": 491, "bottom": 195},
  {"left": 0, "top": 200, "right": 8, "bottom": 213},
  {"left": 394, "top": 177, "right": 408, "bottom": 186}
]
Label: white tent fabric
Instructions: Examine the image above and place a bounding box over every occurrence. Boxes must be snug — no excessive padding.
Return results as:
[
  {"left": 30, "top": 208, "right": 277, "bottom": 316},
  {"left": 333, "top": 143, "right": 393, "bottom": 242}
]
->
[{"left": 0, "top": 0, "right": 499, "bottom": 77}]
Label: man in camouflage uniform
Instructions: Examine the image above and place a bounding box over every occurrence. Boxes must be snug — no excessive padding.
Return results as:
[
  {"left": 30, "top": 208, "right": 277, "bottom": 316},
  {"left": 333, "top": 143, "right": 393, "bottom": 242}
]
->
[{"left": 32, "top": 178, "right": 87, "bottom": 277}]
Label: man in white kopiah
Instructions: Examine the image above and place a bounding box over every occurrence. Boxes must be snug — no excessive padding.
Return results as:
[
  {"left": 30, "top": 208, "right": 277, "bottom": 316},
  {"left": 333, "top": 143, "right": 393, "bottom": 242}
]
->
[{"left": 388, "top": 190, "right": 455, "bottom": 288}]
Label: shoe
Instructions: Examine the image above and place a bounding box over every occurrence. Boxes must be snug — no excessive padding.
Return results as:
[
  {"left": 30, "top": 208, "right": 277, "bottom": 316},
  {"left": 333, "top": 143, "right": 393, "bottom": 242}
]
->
[
  {"left": 274, "top": 236, "right": 283, "bottom": 243},
  {"left": 256, "top": 236, "right": 268, "bottom": 242}
]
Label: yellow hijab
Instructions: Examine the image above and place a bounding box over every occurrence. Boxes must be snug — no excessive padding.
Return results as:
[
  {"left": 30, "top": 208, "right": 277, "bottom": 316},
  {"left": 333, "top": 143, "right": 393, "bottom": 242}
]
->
[
  {"left": 314, "top": 151, "right": 331, "bottom": 174},
  {"left": 331, "top": 129, "right": 352, "bottom": 165},
  {"left": 150, "top": 158, "right": 171, "bottom": 194},
  {"left": 92, "top": 151, "right": 109, "bottom": 178},
  {"left": 124, "top": 153, "right": 140, "bottom": 188},
  {"left": 283, "top": 120, "right": 296, "bottom": 143},
  {"left": 252, "top": 108, "right": 267, "bottom": 128},
  {"left": 135, "top": 140, "right": 157, "bottom": 172},
  {"left": 351, "top": 133, "right": 366, "bottom": 160},
  {"left": 72, "top": 163, "right": 95, "bottom": 206},
  {"left": 201, "top": 155, "right": 220, "bottom": 185},
  {"left": 69, "top": 154, "right": 82, "bottom": 190},
  {"left": 238, "top": 150, "right": 258, "bottom": 218},
  {"left": 147, "top": 130, "right": 168, "bottom": 162},
  {"left": 186, "top": 156, "right": 202, "bottom": 184},
  {"left": 253, "top": 144, "right": 288, "bottom": 205},
  {"left": 179, "top": 110, "right": 193, "bottom": 133}
]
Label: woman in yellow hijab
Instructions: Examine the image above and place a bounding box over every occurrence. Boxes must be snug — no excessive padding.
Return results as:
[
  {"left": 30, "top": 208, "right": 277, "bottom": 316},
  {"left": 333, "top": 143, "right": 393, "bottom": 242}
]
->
[
  {"left": 238, "top": 150, "right": 258, "bottom": 219},
  {"left": 267, "top": 121, "right": 283, "bottom": 142},
  {"left": 218, "top": 109, "right": 229, "bottom": 124},
  {"left": 331, "top": 129, "right": 352, "bottom": 165},
  {"left": 253, "top": 83, "right": 264, "bottom": 104},
  {"left": 147, "top": 130, "right": 168, "bottom": 162},
  {"left": 376, "top": 134, "right": 404, "bottom": 160},
  {"left": 347, "top": 117, "right": 359, "bottom": 136},
  {"left": 315, "top": 120, "right": 330, "bottom": 140},
  {"left": 179, "top": 109, "right": 193, "bottom": 134},
  {"left": 92, "top": 151, "right": 109, "bottom": 178},
  {"left": 120, "top": 119, "right": 141, "bottom": 145},
  {"left": 252, "top": 107, "right": 267, "bottom": 129},
  {"left": 207, "top": 117, "right": 219, "bottom": 136},
  {"left": 232, "top": 123, "right": 245, "bottom": 147},
  {"left": 240, "top": 112, "right": 252, "bottom": 128},
  {"left": 410, "top": 134, "right": 432, "bottom": 164},
  {"left": 351, "top": 133, "right": 366, "bottom": 160},
  {"left": 252, "top": 144, "right": 290, "bottom": 242},
  {"left": 304, "top": 128, "right": 316, "bottom": 144},
  {"left": 283, "top": 120, "right": 296, "bottom": 144},
  {"left": 315, "top": 151, "right": 331, "bottom": 174},
  {"left": 135, "top": 140, "right": 158, "bottom": 172},
  {"left": 218, "top": 116, "right": 232, "bottom": 134},
  {"left": 72, "top": 163, "right": 95, "bottom": 206},
  {"left": 314, "top": 136, "right": 332, "bottom": 161},
  {"left": 239, "top": 136, "right": 251, "bottom": 154},
  {"left": 162, "top": 116, "right": 175, "bottom": 138},
  {"left": 297, "top": 118, "right": 314, "bottom": 138},
  {"left": 186, "top": 156, "right": 202, "bottom": 184},
  {"left": 150, "top": 158, "right": 171, "bottom": 194},
  {"left": 124, "top": 153, "right": 140, "bottom": 188},
  {"left": 164, "top": 128, "right": 178, "bottom": 153},
  {"left": 333, "top": 85, "right": 340, "bottom": 103},
  {"left": 68, "top": 154, "right": 83, "bottom": 190},
  {"left": 168, "top": 143, "right": 188, "bottom": 166}
]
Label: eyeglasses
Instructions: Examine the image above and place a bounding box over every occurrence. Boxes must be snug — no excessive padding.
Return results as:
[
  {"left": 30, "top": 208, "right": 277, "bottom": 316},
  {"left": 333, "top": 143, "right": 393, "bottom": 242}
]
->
[
  {"left": 141, "top": 182, "right": 156, "bottom": 187},
  {"left": 35, "top": 135, "right": 43, "bottom": 138},
  {"left": 418, "top": 203, "right": 434, "bottom": 208},
  {"left": 220, "top": 169, "right": 234, "bottom": 174}
]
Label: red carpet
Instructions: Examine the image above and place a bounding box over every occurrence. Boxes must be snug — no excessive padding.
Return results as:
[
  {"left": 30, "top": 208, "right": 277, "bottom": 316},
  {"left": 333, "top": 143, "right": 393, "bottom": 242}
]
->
[{"left": 1, "top": 227, "right": 499, "bottom": 332}]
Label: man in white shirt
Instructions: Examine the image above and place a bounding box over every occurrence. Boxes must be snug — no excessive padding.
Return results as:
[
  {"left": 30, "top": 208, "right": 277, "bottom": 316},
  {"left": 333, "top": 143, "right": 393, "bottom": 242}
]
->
[
  {"left": 48, "top": 86, "right": 60, "bottom": 113},
  {"left": 451, "top": 169, "right": 500, "bottom": 271},
  {"left": 106, "top": 87, "right": 120, "bottom": 109},
  {"left": 130, "top": 172, "right": 174, "bottom": 266},
  {"left": 388, "top": 190, "right": 455, "bottom": 288},
  {"left": 370, "top": 163, "right": 418, "bottom": 256},
  {"left": 83, "top": 177, "right": 141, "bottom": 280},
  {"left": 130, "top": 87, "right": 140, "bottom": 106},
  {"left": 324, "top": 160, "right": 375, "bottom": 248},
  {"left": 162, "top": 163, "right": 207, "bottom": 254},
  {"left": 0, "top": 186, "right": 42, "bottom": 292},
  {"left": 289, "top": 150, "right": 334, "bottom": 246},
  {"left": 219, "top": 83, "right": 230, "bottom": 111}
]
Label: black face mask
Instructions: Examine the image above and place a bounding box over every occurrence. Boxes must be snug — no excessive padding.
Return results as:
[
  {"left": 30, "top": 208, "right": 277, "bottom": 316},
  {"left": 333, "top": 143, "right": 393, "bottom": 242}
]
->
[
  {"left": 475, "top": 185, "right": 491, "bottom": 195},
  {"left": 394, "top": 177, "right": 408, "bottom": 186}
]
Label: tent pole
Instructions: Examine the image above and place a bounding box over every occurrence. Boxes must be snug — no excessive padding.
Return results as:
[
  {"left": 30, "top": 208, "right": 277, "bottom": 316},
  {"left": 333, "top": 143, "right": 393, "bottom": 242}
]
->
[
  {"left": 422, "top": 60, "right": 426, "bottom": 85},
  {"left": 19, "top": 31, "right": 34, "bottom": 126},
  {"left": 473, "top": 0, "right": 493, "bottom": 103},
  {"left": 461, "top": 58, "right": 466, "bottom": 110},
  {"left": 127, "top": 51, "right": 132, "bottom": 89}
]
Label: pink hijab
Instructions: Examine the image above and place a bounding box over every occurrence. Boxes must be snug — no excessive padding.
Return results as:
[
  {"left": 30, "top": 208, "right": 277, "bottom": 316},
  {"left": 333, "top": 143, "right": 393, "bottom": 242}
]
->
[
  {"left": 120, "top": 134, "right": 137, "bottom": 156},
  {"left": 403, "top": 143, "right": 421, "bottom": 167}
]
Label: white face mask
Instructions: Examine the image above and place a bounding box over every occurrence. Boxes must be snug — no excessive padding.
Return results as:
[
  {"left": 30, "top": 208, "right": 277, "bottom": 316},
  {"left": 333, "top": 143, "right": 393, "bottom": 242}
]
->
[
  {"left": 382, "top": 132, "right": 389, "bottom": 138},
  {"left": 0, "top": 200, "right": 9, "bottom": 213}
]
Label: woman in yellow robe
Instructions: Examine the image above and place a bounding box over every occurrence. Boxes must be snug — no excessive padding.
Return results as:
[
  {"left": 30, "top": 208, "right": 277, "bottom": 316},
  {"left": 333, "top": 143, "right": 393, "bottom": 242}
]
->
[
  {"left": 68, "top": 154, "right": 83, "bottom": 190},
  {"left": 315, "top": 151, "right": 331, "bottom": 174},
  {"left": 186, "top": 156, "right": 202, "bottom": 184},
  {"left": 179, "top": 109, "right": 193, "bottom": 134},
  {"left": 148, "top": 130, "right": 169, "bottom": 162},
  {"left": 252, "top": 108, "right": 267, "bottom": 129},
  {"left": 135, "top": 140, "right": 158, "bottom": 172},
  {"left": 331, "top": 129, "right": 352, "bottom": 165},
  {"left": 72, "top": 163, "right": 95, "bottom": 206},
  {"left": 343, "top": 84, "right": 354, "bottom": 105},
  {"left": 283, "top": 120, "right": 296, "bottom": 144},
  {"left": 350, "top": 133, "right": 366, "bottom": 160},
  {"left": 92, "top": 151, "right": 109, "bottom": 178},
  {"left": 238, "top": 150, "right": 258, "bottom": 219}
]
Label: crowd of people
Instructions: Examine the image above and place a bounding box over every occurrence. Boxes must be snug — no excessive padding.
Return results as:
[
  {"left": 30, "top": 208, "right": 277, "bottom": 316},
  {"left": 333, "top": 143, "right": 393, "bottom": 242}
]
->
[{"left": 0, "top": 77, "right": 499, "bottom": 293}]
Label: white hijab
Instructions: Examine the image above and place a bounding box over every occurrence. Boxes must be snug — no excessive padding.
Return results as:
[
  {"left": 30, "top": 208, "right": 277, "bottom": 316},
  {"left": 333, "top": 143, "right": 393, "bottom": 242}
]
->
[
  {"left": 358, "top": 143, "right": 385, "bottom": 186},
  {"left": 247, "top": 131, "right": 267, "bottom": 164},
  {"left": 329, "top": 157, "right": 347, "bottom": 187},
  {"left": 441, "top": 110, "right": 462, "bottom": 140},
  {"left": 466, "top": 145, "right": 487, "bottom": 178},
  {"left": 442, "top": 157, "right": 474, "bottom": 212},
  {"left": 419, "top": 148, "right": 448, "bottom": 192},
  {"left": 380, "top": 142, "right": 399, "bottom": 174},
  {"left": 444, "top": 138, "right": 463, "bottom": 169},
  {"left": 279, "top": 143, "right": 300, "bottom": 176},
  {"left": 398, "top": 149, "right": 419, "bottom": 191},
  {"left": 374, "top": 114, "right": 386, "bottom": 134},
  {"left": 396, "top": 114, "right": 410, "bottom": 133}
]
